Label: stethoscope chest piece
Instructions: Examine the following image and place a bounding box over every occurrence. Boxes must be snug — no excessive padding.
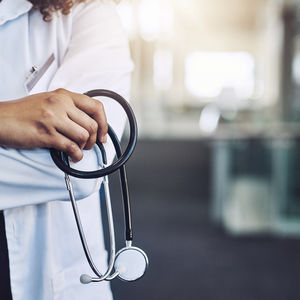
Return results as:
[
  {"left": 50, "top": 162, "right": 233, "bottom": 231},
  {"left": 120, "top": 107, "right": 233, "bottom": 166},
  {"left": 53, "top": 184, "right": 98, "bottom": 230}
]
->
[{"left": 114, "top": 246, "right": 149, "bottom": 282}]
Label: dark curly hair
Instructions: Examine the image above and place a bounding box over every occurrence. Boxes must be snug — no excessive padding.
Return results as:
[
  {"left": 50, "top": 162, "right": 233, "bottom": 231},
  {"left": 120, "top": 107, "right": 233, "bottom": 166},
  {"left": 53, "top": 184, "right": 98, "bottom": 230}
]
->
[{"left": 28, "top": 0, "right": 85, "bottom": 21}]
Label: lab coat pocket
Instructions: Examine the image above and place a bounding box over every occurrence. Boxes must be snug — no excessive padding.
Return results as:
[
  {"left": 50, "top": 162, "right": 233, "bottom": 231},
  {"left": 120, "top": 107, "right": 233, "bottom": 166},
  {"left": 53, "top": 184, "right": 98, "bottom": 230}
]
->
[
  {"left": 24, "top": 53, "right": 57, "bottom": 94},
  {"left": 52, "top": 254, "right": 113, "bottom": 300}
]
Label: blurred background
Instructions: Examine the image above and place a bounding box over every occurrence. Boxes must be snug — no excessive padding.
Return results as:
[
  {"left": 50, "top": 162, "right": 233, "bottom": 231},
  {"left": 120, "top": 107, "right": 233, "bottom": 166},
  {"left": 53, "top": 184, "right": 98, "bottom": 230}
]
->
[{"left": 109, "top": 0, "right": 300, "bottom": 299}]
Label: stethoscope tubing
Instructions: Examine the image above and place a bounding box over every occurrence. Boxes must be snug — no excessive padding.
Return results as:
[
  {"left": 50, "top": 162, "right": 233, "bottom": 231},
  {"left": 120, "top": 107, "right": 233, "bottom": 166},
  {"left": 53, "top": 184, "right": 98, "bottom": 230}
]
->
[
  {"left": 49, "top": 89, "right": 147, "bottom": 283},
  {"left": 65, "top": 173, "right": 116, "bottom": 281},
  {"left": 50, "top": 89, "right": 137, "bottom": 179},
  {"left": 50, "top": 89, "right": 134, "bottom": 241}
]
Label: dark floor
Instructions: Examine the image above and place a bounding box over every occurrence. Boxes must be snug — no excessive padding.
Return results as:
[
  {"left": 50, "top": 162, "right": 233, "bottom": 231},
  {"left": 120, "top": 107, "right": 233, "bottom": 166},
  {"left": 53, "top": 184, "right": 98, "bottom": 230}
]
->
[{"left": 108, "top": 139, "right": 300, "bottom": 300}]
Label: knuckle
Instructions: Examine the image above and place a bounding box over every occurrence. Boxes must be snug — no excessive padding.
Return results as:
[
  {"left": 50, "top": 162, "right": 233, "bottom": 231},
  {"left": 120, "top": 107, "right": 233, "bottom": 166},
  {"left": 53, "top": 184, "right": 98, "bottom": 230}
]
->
[
  {"left": 95, "top": 100, "right": 104, "bottom": 111},
  {"left": 66, "top": 142, "right": 78, "bottom": 154},
  {"left": 45, "top": 95, "right": 60, "bottom": 105},
  {"left": 40, "top": 107, "right": 55, "bottom": 121},
  {"left": 54, "top": 88, "right": 67, "bottom": 95},
  {"left": 78, "top": 130, "right": 89, "bottom": 144},
  {"left": 89, "top": 120, "right": 98, "bottom": 134}
]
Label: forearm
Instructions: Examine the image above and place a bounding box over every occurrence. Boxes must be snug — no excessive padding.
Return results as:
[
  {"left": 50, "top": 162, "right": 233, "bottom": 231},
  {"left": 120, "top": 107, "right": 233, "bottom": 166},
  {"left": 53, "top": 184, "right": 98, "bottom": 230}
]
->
[
  {"left": 0, "top": 90, "right": 107, "bottom": 160},
  {"left": 0, "top": 0, "right": 132, "bottom": 210},
  {"left": 0, "top": 100, "right": 25, "bottom": 148},
  {"left": 0, "top": 90, "right": 106, "bottom": 209},
  {"left": 0, "top": 147, "right": 100, "bottom": 210}
]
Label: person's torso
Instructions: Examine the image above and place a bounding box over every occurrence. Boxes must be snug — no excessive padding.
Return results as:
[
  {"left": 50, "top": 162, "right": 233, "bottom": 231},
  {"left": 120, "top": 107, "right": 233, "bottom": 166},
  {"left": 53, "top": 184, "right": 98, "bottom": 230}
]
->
[
  {"left": 0, "top": 2, "right": 113, "bottom": 299},
  {"left": 0, "top": 0, "right": 72, "bottom": 101}
]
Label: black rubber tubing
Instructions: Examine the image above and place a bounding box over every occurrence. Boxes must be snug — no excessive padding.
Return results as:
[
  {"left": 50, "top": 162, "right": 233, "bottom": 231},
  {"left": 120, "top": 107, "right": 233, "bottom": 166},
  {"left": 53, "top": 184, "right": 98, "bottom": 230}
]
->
[
  {"left": 50, "top": 89, "right": 137, "bottom": 179},
  {"left": 50, "top": 89, "right": 135, "bottom": 241}
]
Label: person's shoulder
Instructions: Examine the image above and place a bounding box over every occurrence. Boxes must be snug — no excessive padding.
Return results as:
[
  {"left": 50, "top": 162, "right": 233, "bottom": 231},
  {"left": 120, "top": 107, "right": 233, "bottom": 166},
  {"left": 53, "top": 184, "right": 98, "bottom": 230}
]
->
[{"left": 71, "top": 0, "right": 118, "bottom": 19}]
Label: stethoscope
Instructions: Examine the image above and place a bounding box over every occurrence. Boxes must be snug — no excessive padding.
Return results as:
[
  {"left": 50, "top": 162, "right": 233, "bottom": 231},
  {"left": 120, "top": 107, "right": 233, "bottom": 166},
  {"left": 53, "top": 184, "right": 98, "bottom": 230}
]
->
[{"left": 50, "top": 89, "right": 149, "bottom": 284}]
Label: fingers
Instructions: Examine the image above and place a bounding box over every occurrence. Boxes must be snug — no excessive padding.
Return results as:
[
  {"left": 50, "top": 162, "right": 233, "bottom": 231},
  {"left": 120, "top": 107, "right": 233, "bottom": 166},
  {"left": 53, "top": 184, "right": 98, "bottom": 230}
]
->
[
  {"left": 44, "top": 89, "right": 108, "bottom": 159},
  {"left": 65, "top": 90, "right": 108, "bottom": 143},
  {"left": 49, "top": 132, "right": 83, "bottom": 162},
  {"left": 66, "top": 108, "right": 98, "bottom": 150},
  {"left": 55, "top": 117, "right": 90, "bottom": 150},
  {"left": 3, "top": 89, "right": 108, "bottom": 160}
]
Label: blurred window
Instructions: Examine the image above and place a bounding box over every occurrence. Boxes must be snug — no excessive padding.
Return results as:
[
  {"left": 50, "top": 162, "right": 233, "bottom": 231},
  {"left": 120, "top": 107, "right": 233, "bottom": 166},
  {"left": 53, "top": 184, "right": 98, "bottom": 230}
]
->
[
  {"left": 185, "top": 52, "right": 255, "bottom": 100},
  {"left": 138, "top": 0, "right": 161, "bottom": 41},
  {"left": 116, "top": 1, "right": 136, "bottom": 39}
]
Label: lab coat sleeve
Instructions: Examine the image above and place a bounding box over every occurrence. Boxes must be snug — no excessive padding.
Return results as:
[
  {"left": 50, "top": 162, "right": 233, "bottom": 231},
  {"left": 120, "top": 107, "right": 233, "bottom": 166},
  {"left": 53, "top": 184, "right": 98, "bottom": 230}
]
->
[
  {"left": 0, "top": 1, "right": 133, "bottom": 210},
  {"left": 0, "top": 147, "right": 100, "bottom": 210},
  {"left": 48, "top": 0, "right": 134, "bottom": 164}
]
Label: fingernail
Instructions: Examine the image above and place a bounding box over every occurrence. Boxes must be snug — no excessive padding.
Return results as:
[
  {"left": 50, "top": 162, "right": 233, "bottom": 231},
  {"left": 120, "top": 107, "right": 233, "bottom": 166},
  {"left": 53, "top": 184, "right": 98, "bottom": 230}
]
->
[
  {"left": 70, "top": 152, "right": 83, "bottom": 163},
  {"left": 69, "top": 157, "right": 76, "bottom": 163}
]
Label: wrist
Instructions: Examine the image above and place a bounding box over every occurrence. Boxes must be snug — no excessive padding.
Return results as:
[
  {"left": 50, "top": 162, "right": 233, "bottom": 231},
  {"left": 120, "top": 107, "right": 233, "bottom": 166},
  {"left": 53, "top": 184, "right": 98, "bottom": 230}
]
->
[{"left": 0, "top": 101, "right": 20, "bottom": 147}]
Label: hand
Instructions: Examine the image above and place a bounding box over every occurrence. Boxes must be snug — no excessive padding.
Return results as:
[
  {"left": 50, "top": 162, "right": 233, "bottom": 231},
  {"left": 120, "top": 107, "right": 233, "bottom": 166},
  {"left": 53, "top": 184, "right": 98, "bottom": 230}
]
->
[{"left": 0, "top": 88, "right": 108, "bottom": 162}]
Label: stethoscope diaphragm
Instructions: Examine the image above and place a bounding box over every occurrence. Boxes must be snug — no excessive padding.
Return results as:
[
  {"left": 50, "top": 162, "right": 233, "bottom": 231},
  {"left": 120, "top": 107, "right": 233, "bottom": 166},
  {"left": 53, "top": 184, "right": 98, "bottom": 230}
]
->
[{"left": 114, "top": 246, "right": 149, "bottom": 282}]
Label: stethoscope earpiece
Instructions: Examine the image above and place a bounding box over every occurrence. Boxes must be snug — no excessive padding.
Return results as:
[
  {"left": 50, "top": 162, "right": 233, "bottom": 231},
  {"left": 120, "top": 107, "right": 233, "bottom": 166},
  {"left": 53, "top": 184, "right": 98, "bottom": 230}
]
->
[{"left": 50, "top": 90, "right": 148, "bottom": 284}]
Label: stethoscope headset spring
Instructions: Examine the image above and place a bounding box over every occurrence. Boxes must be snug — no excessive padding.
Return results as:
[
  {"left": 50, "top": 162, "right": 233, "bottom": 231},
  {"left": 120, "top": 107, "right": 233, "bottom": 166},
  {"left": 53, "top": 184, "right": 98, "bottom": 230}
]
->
[{"left": 50, "top": 89, "right": 148, "bottom": 284}]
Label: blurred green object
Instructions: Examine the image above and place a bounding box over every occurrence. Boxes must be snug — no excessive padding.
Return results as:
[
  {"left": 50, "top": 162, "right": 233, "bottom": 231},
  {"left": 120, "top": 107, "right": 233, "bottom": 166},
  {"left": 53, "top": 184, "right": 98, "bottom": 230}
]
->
[
  {"left": 271, "top": 139, "right": 300, "bottom": 234},
  {"left": 211, "top": 136, "right": 300, "bottom": 236}
]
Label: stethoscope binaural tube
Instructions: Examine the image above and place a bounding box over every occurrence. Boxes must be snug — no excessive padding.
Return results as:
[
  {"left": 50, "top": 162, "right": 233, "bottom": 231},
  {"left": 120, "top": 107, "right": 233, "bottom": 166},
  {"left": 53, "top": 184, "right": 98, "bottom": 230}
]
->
[
  {"left": 50, "top": 89, "right": 148, "bottom": 283},
  {"left": 50, "top": 89, "right": 135, "bottom": 242}
]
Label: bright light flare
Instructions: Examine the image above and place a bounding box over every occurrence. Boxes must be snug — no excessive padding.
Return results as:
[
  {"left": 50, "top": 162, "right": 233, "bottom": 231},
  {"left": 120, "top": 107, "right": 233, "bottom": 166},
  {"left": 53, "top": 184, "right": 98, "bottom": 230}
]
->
[
  {"left": 199, "top": 104, "right": 221, "bottom": 133},
  {"left": 116, "top": 1, "right": 136, "bottom": 39},
  {"left": 185, "top": 52, "right": 255, "bottom": 99},
  {"left": 138, "top": 0, "right": 174, "bottom": 41}
]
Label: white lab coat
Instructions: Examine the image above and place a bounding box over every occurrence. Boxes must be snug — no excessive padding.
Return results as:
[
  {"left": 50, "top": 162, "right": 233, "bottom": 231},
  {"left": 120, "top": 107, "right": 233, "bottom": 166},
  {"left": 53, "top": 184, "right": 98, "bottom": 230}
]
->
[{"left": 0, "top": 0, "right": 133, "bottom": 299}]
